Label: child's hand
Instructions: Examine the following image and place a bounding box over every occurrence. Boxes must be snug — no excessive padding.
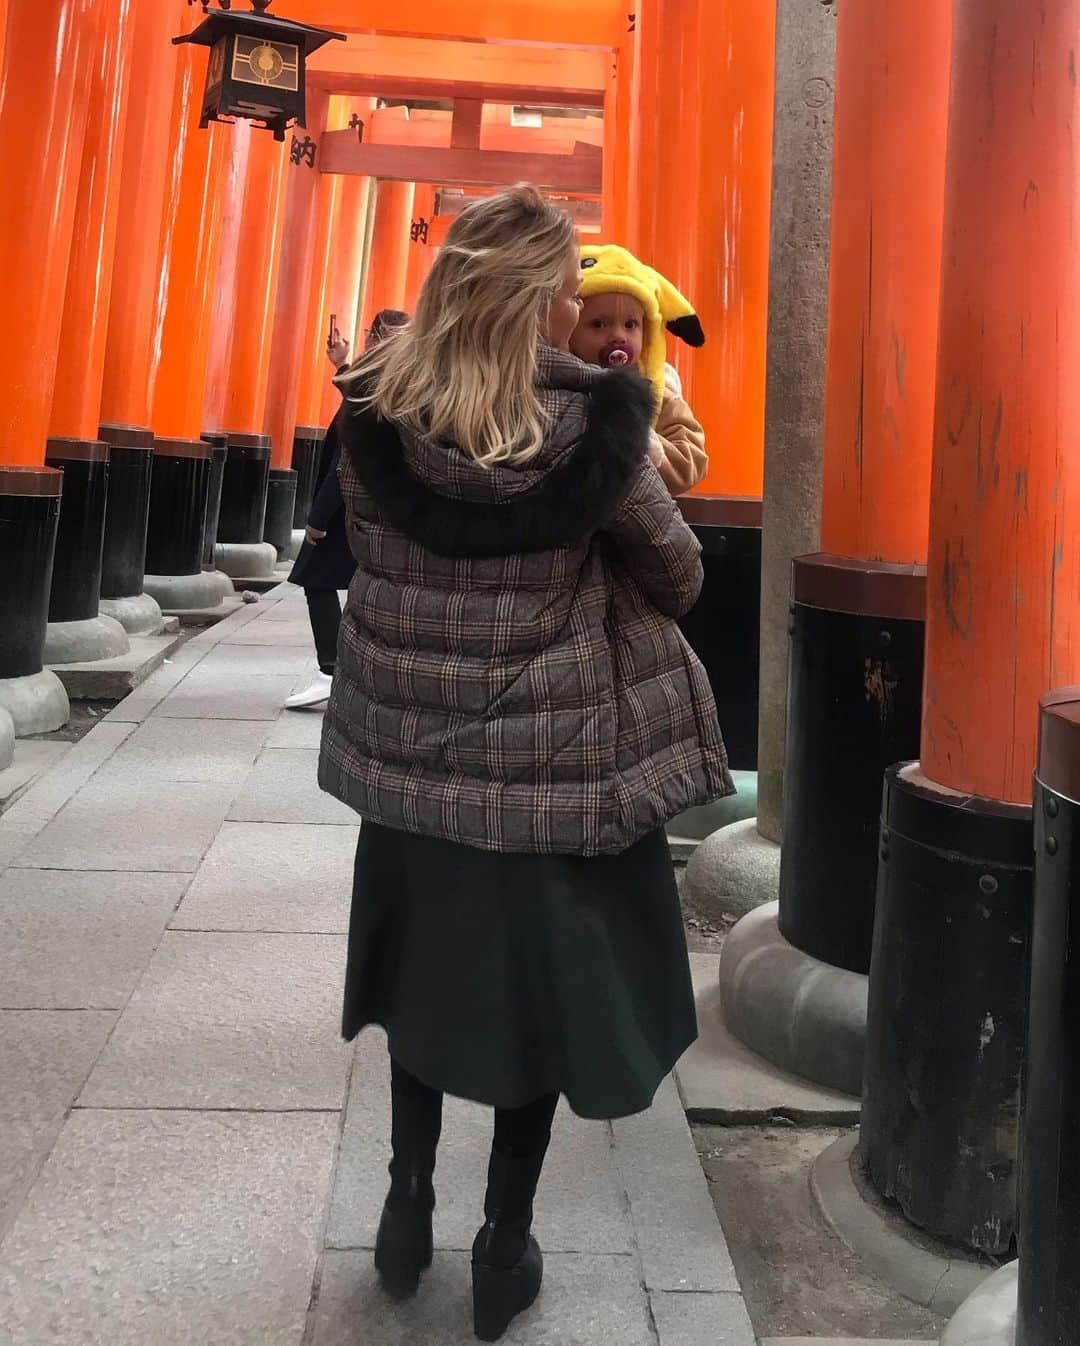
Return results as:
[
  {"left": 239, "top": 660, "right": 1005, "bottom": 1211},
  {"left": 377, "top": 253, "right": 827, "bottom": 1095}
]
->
[{"left": 648, "top": 431, "right": 666, "bottom": 467}]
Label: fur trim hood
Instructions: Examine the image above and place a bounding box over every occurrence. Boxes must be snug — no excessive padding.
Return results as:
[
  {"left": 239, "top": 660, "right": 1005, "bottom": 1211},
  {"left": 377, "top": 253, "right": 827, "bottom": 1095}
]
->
[{"left": 336, "top": 346, "right": 656, "bottom": 559}]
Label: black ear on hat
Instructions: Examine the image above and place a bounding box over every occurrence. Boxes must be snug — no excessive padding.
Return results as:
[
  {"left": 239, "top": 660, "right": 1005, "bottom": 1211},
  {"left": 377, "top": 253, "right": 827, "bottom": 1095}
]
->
[{"left": 666, "top": 314, "right": 705, "bottom": 347}]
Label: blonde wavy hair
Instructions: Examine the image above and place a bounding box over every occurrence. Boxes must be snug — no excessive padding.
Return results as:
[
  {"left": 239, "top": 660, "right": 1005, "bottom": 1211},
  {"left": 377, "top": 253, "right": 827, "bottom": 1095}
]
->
[{"left": 340, "top": 186, "right": 577, "bottom": 467}]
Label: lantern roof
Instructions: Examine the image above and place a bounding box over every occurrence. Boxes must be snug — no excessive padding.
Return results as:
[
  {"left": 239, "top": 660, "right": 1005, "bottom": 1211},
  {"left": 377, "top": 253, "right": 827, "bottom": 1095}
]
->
[{"left": 174, "top": 7, "right": 345, "bottom": 56}]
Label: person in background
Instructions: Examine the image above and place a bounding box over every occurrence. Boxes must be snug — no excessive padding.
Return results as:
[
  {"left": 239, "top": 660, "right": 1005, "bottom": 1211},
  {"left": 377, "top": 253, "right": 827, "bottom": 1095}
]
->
[
  {"left": 569, "top": 243, "right": 708, "bottom": 496},
  {"left": 318, "top": 188, "right": 732, "bottom": 1340},
  {"left": 285, "top": 309, "right": 410, "bottom": 710}
]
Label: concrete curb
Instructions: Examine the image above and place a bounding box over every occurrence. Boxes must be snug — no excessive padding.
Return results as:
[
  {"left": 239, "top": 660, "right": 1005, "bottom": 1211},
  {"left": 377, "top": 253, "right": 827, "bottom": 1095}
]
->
[
  {"left": 0, "top": 705, "right": 13, "bottom": 770},
  {"left": 940, "top": 1261, "right": 1017, "bottom": 1346},
  {"left": 811, "top": 1133, "right": 995, "bottom": 1317},
  {"left": 718, "top": 902, "right": 868, "bottom": 1096}
]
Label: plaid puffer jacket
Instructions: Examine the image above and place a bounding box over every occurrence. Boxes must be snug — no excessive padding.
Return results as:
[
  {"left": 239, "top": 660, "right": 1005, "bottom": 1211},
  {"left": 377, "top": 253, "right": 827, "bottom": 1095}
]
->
[{"left": 318, "top": 345, "right": 733, "bottom": 856}]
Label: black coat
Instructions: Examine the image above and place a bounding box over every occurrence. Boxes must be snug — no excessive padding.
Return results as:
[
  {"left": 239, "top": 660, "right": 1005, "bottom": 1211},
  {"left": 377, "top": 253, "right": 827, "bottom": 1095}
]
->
[{"left": 288, "top": 405, "right": 357, "bottom": 590}]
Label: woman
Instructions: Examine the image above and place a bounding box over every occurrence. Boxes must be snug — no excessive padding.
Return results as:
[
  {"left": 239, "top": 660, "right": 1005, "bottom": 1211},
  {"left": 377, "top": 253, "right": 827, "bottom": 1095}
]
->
[
  {"left": 318, "top": 187, "right": 732, "bottom": 1341},
  {"left": 285, "top": 309, "right": 409, "bottom": 710}
]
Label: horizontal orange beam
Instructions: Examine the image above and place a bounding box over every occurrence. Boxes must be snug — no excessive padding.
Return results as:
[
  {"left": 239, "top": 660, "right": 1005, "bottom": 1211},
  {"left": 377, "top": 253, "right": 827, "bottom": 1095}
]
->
[
  {"left": 285, "top": 0, "right": 625, "bottom": 49},
  {"left": 364, "top": 107, "right": 603, "bottom": 154},
  {"left": 308, "top": 34, "right": 607, "bottom": 107},
  {"left": 321, "top": 133, "right": 603, "bottom": 193}
]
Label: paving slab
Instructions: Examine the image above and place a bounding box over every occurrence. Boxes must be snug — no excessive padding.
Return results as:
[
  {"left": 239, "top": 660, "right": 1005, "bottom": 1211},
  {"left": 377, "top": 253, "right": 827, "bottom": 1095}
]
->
[
  {"left": 612, "top": 1074, "right": 740, "bottom": 1293},
  {"left": 762, "top": 1339, "right": 932, "bottom": 1345},
  {"left": 0, "top": 722, "right": 134, "bottom": 868},
  {"left": 266, "top": 707, "right": 326, "bottom": 748},
  {"left": 15, "top": 775, "right": 237, "bottom": 872},
  {"left": 150, "top": 665, "right": 301, "bottom": 720},
  {"left": 105, "top": 716, "right": 270, "bottom": 785},
  {"left": 79, "top": 930, "right": 351, "bottom": 1109},
  {"left": 228, "top": 747, "right": 358, "bottom": 824},
  {"left": 328, "top": 1031, "right": 630, "bottom": 1255},
  {"left": 651, "top": 1290, "right": 757, "bottom": 1346},
  {"left": 48, "top": 633, "right": 184, "bottom": 702},
  {"left": 310, "top": 1249, "right": 653, "bottom": 1346},
  {"left": 0, "top": 1109, "right": 338, "bottom": 1346},
  {"left": 0, "top": 1010, "right": 114, "bottom": 1242},
  {"left": 195, "top": 642, "right": 315, "bottom": 677},
  {"left": 102, "top": 641, "right": 212, "bottom": 724},
  {"left": 0, "top": 869, "right": 187, "bottom": 1008},
  {"left": 675, "top": 952, "right": 861, "bottom": 1124},
  {"left": 0, "top": 741, "right": 70, "bottom": 813},
  {"left": 221, "top": 618, "right": 315, "bottom": 646},
  {"left": 172, "top": 821, "right": 356, "bottom": 933}
]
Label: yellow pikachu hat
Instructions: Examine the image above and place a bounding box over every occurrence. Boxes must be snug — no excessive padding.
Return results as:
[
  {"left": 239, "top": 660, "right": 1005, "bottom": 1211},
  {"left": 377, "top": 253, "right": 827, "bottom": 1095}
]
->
[{"left": 578, "top": 244, "right": 705, "bottom": 410}]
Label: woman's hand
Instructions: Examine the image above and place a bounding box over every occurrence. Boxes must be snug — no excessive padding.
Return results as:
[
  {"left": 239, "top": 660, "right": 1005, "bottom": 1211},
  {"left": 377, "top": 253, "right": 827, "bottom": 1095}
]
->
[
  {"left": 327, "top": 335, "right": 350, "bottom": 368},
  {"left": 305, "top": 524, "right": 327, "bottom": 545}
]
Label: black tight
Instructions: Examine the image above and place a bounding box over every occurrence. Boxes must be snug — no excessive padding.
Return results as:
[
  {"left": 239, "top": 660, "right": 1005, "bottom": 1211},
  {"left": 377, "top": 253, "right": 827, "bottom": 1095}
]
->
[
  {"left": 389, "top": 1058, "right": 558, "bottom": 1158},
  {"left": 305, "top": 588, "right": 341, "bottom": 675}
]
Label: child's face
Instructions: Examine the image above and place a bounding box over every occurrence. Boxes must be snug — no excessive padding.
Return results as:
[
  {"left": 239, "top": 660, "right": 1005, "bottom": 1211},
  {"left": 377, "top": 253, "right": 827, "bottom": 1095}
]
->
[{"left": 570, "top": 293, "right": 646, "bottom": 369}]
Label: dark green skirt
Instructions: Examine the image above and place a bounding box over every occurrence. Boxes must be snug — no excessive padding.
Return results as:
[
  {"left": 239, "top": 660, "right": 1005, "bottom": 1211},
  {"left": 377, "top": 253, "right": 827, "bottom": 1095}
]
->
[{"left": 342, "top": 822, "right": 697, "bottom": 1120}]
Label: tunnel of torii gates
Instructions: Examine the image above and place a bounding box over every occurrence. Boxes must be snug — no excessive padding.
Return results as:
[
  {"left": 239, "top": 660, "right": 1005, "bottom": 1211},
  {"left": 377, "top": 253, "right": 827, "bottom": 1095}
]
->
[{"left": 2, "top": 0, "right": 1080, "bottom": 1336}]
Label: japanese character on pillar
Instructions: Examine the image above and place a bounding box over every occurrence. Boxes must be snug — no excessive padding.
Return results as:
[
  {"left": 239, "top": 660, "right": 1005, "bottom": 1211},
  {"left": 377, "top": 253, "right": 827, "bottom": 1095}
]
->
[
  {"left": 410, "top": 218, "right": 430, "bottom": 246},
  {"left": 289, "top": 134, "right": 316, "bottom": 167},
  {"left": 348, "top": 112, "right": 365, "bottom": 142},
  {"left": 174, "top": 0, "right": 343, "bottom": 142}
]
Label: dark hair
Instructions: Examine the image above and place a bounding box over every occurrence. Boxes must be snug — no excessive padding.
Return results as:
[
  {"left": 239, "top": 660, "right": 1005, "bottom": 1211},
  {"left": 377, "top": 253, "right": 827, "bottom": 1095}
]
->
[{"left": 370, "top": 309, "right": 409, "bottom": 341}]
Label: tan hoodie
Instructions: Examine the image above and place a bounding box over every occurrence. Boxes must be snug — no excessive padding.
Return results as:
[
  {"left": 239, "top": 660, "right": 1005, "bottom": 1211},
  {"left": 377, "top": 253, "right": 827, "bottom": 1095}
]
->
[{"left": 649, "top": 365, "right": 708, "bottom": 496}]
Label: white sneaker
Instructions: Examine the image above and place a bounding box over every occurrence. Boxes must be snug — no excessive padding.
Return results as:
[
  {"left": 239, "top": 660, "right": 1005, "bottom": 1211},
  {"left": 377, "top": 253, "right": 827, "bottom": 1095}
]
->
[{"left": 285, "top": 671, "right": 333, "bottom": 710}]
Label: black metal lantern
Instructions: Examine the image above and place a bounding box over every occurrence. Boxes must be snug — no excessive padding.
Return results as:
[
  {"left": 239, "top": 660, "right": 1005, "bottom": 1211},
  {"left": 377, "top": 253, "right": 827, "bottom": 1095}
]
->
[{"left": 174, "top": 1, "right": 344, "bottom": 142}]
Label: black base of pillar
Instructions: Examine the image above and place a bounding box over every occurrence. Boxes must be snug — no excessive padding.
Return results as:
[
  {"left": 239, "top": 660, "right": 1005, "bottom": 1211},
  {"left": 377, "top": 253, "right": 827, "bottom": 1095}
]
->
[
  {"left": 217, "top": 433, "right": 270, "bottom": 544},
  {"left": 862, "top": 763, "right": 1032, "bottom": 1255},
  {"left": 201, "top": 432, "right": 228, "bottom": 568},
  {"left": 45, "top": 438, "right": 110, "bottom": 623},
  {"left": 264, "top": 468, "right": 297, "bottom": 554},
  {"left": 99, "top": 424, "right": 154, "bottom": 600},
  {"left": 676, "top": 496, "right": 761, "bottom": 771},
  {"left": 779, "top": 556, "right": 925, "bottom": 974},
  {"left": 1019, "top": 695, "right": 1080, "bottom": 1346},
  {"left": 144, "top": 439, "right": 211, "bottom": 577},
  {"left": 0, "top": 467, "right": 62, "bottom": 679},
  {"left": 291, "top": 425, "right": 326, "bottom": 527}
]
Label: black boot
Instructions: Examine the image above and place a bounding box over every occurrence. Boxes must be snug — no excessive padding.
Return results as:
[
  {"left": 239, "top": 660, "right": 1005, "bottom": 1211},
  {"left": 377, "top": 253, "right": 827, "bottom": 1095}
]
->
[
  {"left": 471, "top": 1145, "right": 549, "bottom": 1341},
  {"left": 375, "top": 1062, "right": 442, "bottom": 1299}
]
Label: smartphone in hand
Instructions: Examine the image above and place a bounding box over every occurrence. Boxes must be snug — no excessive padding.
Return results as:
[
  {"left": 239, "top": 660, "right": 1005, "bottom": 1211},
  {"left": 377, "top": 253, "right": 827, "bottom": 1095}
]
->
[{"left": 328, "top": 312, "right": 338, "bottom": 346}]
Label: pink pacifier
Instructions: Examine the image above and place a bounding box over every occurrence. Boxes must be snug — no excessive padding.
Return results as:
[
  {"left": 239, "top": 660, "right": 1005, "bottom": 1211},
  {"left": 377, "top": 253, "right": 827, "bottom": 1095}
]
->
[{"left": 599, "top": 341, "right": 634, "bottom": 369}]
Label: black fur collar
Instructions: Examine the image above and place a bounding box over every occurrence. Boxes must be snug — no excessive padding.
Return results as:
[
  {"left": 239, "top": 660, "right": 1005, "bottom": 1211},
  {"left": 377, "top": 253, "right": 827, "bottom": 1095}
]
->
[{"left": 337, "top": 368, "right": 655, "bottom": 558}]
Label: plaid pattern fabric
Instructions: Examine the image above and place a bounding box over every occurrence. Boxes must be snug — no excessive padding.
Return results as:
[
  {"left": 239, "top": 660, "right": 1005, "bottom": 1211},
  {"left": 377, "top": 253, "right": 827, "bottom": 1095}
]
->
[{"left": 319, "top": 347, "right": 733, "bottom": 856}]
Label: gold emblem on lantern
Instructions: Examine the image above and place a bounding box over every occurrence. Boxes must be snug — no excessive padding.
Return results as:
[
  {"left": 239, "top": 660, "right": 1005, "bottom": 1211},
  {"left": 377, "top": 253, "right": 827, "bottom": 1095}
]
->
[{"left": 232, "top": 36, "right": 299, "bottom": 92}]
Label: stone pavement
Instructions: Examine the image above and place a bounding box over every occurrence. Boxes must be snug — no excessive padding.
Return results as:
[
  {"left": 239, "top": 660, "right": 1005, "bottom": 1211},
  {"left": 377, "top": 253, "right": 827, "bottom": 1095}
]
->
[{"left": 0, "top": 583, "right": 758, "bottom": 1346}]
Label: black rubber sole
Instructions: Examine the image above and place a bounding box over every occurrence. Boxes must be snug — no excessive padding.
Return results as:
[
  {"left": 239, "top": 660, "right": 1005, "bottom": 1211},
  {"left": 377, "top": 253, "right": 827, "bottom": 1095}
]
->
[
  {"left": 374, "top": 1204, "right": 434, "bottom": 1300},
  {"left": 471, "top": 1237, "right": 543, "bottom": 1341}
]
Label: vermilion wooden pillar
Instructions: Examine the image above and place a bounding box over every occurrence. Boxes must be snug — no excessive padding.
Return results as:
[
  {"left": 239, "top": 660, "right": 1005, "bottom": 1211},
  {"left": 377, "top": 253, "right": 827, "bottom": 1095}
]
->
[
  {"left": 97, "top": 0, "right": 188, "bottom": 620},
  {"left": 317, "top": 101, "right": 377, "bottom": 428},
  {"left": 627, "top": 0, "right": 664, "bottom": 261},
  {"left": 0, "top": 0, "right": 96, "bottom": 733},
  {"left": 293, "top": 95, "right": 356, "bottom": 441},
  {"left": 662, "top": 0, "right": 774, "bottom": 772},
  {"left": 143, "top": 22, "right": 229, "bottom": 601},
  {"left": 774, "top": 0, "right": 949, "bottom": 983},
  {"left": 215, "top": 132, "right": 290, "bottom": 571},
  {"left": 863, "top": 0, "right": 1080, "bottom": 1256},
  {"left": 204, "top": 121, "right": 253, "bottom": 436},
  {"left": 267, "top": 88, "right": 332, "bottom": 496},
  {"left": 360, "top": 179, "right": 416, "bottom": 338},
  {"left": 402, "top": 183, "right": 436, "bottom": 320},
  {"left": 45, "top": 0, "right": 135, "bottom": 658}
]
